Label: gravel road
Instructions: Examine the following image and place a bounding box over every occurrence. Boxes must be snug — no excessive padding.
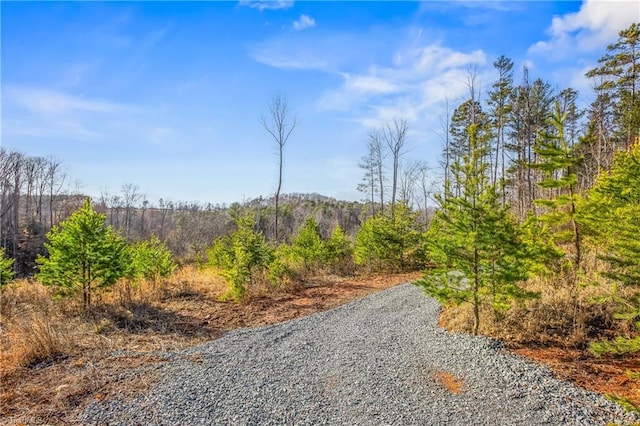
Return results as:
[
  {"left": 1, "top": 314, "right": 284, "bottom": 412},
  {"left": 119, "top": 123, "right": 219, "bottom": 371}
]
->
[{"left": 80, "top": 284, "right": 637, "bottom": 425}]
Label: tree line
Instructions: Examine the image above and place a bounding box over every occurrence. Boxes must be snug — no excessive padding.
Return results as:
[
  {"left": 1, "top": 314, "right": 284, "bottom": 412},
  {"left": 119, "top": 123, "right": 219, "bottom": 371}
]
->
[
  {"left": 412, "top": 23, "right": 640, "bottom": 346},
  {"left": 0, "top": 147, "right": 370, "bottom": 279},
  {"left": 1, "top": 23, "right": 638, "bottom": 354}
]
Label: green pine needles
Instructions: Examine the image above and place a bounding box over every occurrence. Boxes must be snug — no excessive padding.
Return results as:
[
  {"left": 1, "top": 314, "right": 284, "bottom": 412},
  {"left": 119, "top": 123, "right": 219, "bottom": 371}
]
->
[
  {"left": 208, "top": 212, "right": 273, "bottom": 301},
  {"left": 130, "top": 235, "right": 176, "bottom": 285},
  {"left": 0, "top": 247, "right": 14, "bottom": 288},
  {"left": 532, "top": 101, "right": 583, "bottom": 271},
  {"left": 37, "top": 198, "right": 130, "bottom": 309},
  {"left": 584, "top": 139, "right": 640, "bottom": 355},
  {"left": 354, "top": 203, "right": 423, "bottom": 272},
  {"left": 416, "top": 124, "right": 540, "bottom": 335}
]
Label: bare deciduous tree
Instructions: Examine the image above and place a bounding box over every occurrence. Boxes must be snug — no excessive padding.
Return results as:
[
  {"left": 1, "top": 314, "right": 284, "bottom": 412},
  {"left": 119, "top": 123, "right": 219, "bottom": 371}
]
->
[
  {"left": 261, "top": 94, "right": 297, "bottom": 242},
  {"left": 358, "top": 132, "right": 385, "bottom": 216},
  {"left": 382, "top": 118, "right": 408, "bottom": 220},
  {"left": 121, "top": 183, "right": 142, "bottom": 238}
]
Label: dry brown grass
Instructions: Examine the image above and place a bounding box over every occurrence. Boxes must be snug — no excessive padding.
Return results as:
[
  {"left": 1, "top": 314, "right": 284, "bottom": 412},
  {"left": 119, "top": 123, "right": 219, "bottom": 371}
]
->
[
  {"left": 0, "top": 267, "right": 414, "bottom": 425},
  {"left": 437, "top": 260, "right": 630, "bottom": 348},
  {"left": 434, "top": 252, "right": 640, "bottom": 412},
  {"left": 1, "top": 281, "right": 76, "bottom": 373}
]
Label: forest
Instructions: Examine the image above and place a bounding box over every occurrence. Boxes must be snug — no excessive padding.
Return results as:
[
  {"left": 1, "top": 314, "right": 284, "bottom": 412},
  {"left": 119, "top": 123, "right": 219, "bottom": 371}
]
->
[{"left": 1, "top": 22, "right": 639, "bottom": 419}]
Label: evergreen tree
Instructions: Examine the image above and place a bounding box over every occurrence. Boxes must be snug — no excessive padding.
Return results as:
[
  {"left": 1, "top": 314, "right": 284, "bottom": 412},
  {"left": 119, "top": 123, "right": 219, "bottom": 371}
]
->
[
  {"left": 450, "top": 100, "right": 492, "bottom": 161},
  {"left": 579, "top": 90, "right": 616, "bottom": 185},
  {"left": 207, "top": 211, "right": 273, "bottom": 301},
  {"left": 448, "top": 99, "right": 492, "bottom": 198},
  {"left": 291, "top": 217, "right": 326, "bottom": 271},
  {"left": 325, "top": 224, "right": 354, "bottom": 274},
  {"left": 36, "top": 198, "right": 130, "bottom": 309},
  {"left": 417, "top": 124, "right": 535, "bottom": 335},
  {"left": 586, "top": 23, "right": 640, "bottom": 148},
  {"left": 583, "top": 139, "right": 640, "bottom": 355},
  {"left": 0, "top": 247, "right": 14, "bottom": 288},
  {"left": 487, "top": 55, "right": 514, "bottom": 193},
  {"left": 531, "top": 101, "right": 583, "bottom": 270},
  {"left": 130, "top": 235, "right": 176, "bottom": 285},
  {"left": 354, "top": 203, "right": 422, "bottom": 272},
  {"left": 584, "top": 139, "right": 640, "bottom": 286},
  {"left": 508, "top": 69, "right": 555, "bottom": 219}
]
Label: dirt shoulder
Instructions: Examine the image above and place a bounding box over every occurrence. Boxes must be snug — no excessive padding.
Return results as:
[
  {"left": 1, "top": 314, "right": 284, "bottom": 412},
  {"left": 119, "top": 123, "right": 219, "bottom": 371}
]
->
[
  {"left": 0, "top": 272, "right": 418, "bottom": 425},
  {"left": 511, "top": 345, "right": 640, "bottom": 410},
  {"left": 2, "top": 271, "right": 638, "bottom": 424}
]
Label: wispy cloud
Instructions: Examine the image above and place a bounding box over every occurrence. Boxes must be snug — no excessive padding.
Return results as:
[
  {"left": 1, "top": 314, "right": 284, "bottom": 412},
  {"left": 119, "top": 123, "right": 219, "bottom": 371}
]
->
[
  {"left": 250, "top": 28, "right": 400, "bottom": 72},
  {"left": 252, "top": 25, "right": 488, "bottom": 130},
  {"left": 319, "top": 43, "right": 487, "bottom": 128},
  {"left": 5, "top": 86, "right": 127, "bottom": 116},
  {"left": 1, "top": 86, "right": 173, "bottom": 145},
  {"left": 418, "top": 1, "right": 524, "bottom": 17},
  {"left": 252, "top": 45, "right": 329, "bottom": 70},
  {"left": 293, "top": 14, "right": 315, "bottom": 31},
  {"left": 238, "top": 0, "right": 294, "bottom": 11},
  {"left": 251, "top": 32, "right": 349, "bottom": 71},
  {"left": 529, "top": 0, "right": 639, "bottom": 57}
]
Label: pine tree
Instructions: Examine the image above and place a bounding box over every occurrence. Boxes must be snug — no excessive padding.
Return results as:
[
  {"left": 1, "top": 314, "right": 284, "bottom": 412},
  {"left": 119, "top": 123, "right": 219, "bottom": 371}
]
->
[
  {"left": 354, "top": 203, "right": 422, "bottom": 272},
  {"left": 130, "top": 235, "right": 176, "bottom": 285},
  {"left": 531, "top": 101, "right": 583, "bottom": 270},
  {"left": 208, "top": 211, "right": 273, "bottom": 301},
  {"left": 583, "top": 139, "right": 640, "bottom": 355},
  {"left": 508, "top": 69, "right": 555, "bottom": 219},
  {"left": 584, "top": 138, "right": 640, "bottom": 286},
  {"left": 417, "top": 124, "right": 534, "bottom": 335},
  {"left": 36, "top": 198, "right": 130, "bottom": 309},
  {"left": 0, "top": 247, "right": 14, "bottom": 288},
  {"left": 325, "top": 225, "right": 353, "bottom": 265},
  {"left": 487, "top": 55, "right": 514, "bottom": 194},
  {"left": 291, "top": 217, "right": 326, "bottom": 271},
  {"left": 586, "top": 23, "right": 640, "bottom": 149}
]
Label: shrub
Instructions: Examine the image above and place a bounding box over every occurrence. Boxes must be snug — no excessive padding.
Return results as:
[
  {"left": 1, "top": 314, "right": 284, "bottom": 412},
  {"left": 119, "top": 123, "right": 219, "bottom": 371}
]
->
[
  {"left": 36, "top": 198, "right": 130, "bottom": 309},
  {"left": 207, "top": 212, "right": 272, "bottom": 301},
  {"left": 355, "top": 203, "right": 423, "bottom": 272},
  {"left": 290, "top": 218, "right": 326, "bottom": 272},
  {"left": 325, "top": 225, "right": 355, "bottom": 275},
  {"left": 0, "top": 247, "right": 14, "bottom": 288},
  {"left": 130, "top": 235, "right": 176, "bottom": 284}
]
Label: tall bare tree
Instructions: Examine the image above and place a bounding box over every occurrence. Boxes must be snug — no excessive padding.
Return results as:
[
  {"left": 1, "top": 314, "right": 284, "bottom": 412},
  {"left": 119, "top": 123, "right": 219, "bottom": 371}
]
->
[
  {"left": 398, "top": 161, "right": 420, "bottom": 206},
  {"left": 357, "top": 131, "right": 385, "bottom": 216},
  {"left": 261, "top": 94, "right": 297, "bottom": 242},
  {"left": 121, "top": 183, "right": 141, "bottom": 238},
  {"left": 437, "top": 98, "right": 452, "bottom": 202},
  {"left": 47, "top": 158, "right": 65, "bottom": 229},
  {"left": 382, "top": 118, "right": 408, "bottom": 220},
  {"left": 357, "top": 141, "right": 378, "bottom": 216},
  {"left": 413, "top": 161, "right": 433, "bottom": 228}
]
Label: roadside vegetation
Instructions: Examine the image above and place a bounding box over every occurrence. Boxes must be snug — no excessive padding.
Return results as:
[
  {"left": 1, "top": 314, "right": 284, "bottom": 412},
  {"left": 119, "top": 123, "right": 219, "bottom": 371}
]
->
[{"left": 1, "top": 22, "right": 639, "bottom": 423}]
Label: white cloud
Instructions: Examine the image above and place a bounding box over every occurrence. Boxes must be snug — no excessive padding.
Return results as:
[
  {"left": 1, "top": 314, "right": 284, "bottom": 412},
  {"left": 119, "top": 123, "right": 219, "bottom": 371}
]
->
[
  {"left": 319, "top": 43, "right": 487, "bottom": 128},
  {"left": 238, "top": 0, "right": 294, "bottom": 11},
  {"left": 1, "top": 86, "right": 175, "bottom": 145},
  {"left": 252, "top": 26, "right": 488, "bottom": 134},
  {"left": 293, "top": 14, "right": 316, "bottom": 31},
  {"left": 342, "top": 73, "right": 398, "bottom": 94},
  {"left": 5, "top": 86, "right": 126, "bottom": 116},
  {"left": 252, "top": 47, "right": 329, "bottom": 70},
  {"left": 529, "top": 0, "right": 639, "bottom": 56}
]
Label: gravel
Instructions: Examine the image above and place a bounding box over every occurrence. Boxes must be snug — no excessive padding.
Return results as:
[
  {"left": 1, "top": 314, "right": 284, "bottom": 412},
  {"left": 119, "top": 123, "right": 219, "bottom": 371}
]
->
[{"left": 80, "top": 284, "right": 638, "bottom": 425}]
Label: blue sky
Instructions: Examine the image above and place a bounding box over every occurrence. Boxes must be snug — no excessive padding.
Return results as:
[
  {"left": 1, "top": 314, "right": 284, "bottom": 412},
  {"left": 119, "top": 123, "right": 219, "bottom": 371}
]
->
[{"left": 3, "top": 1, "right": 639, "bottom": 205}]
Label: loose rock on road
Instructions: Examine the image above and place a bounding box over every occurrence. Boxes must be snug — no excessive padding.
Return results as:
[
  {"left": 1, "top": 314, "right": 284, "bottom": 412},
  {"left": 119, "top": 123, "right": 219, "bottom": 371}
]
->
[{"left": 81, "top": 284, "right": 637, "bottom": 425}]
